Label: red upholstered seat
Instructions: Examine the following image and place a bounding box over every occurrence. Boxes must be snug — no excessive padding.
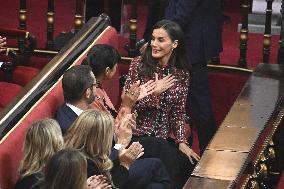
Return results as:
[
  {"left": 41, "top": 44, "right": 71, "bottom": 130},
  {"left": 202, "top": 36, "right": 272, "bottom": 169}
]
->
[
  {"left": 118, "top": 63, "right": 130, "bottom": 76},
  {"left": 0, "top": 82, "right": 22, "bottom": 109},
  {"left": 0, "top": 26, "right": 121, "bottom": 189},
  {"left": 208, "top": 71, "right": 249, "bottom": 127},
  {"left": 12, "top": 66, "right": 40, "bottom": 86},
  {"left": 29, "top": 57, "right": 51, "bottom": 70}
]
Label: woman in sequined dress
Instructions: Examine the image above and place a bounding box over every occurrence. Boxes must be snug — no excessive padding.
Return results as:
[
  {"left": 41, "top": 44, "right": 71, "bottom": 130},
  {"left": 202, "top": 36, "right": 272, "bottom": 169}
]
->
[
  {"left": 81, "top": 45, "right": 173, "bottom": 189},
  {"left": 125, "top": 19, "right": 200, "bottom": 163},
  {"left": 124, "top": 20, "right": 200, "bottom": 188},
  {"left": 83, "top": 30, "right": 199, "bottom": 187}
]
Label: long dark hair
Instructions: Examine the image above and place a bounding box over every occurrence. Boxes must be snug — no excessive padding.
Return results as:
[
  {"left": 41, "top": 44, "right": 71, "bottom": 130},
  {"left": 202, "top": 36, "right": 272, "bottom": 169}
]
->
[{"left": 141, "top": 19, "right": 191, "bottom": 78}]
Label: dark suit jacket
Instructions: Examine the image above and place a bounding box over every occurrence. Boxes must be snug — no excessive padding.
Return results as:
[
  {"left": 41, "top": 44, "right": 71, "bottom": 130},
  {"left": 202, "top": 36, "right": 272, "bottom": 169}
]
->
[
  {"left": 14, "top": 173, "right": 41, "bottom": 189},
  {"left": 56, "top": 104, "right": 172, "bottom": 189},
  {"left": 56, "top": 103, "right": 78, "bottom": 135},
  {"left": 56, "top": 103, "right": 119, "bottom": 160},
  {"left": 165, "top": 0, "right": 223, "bottom": 64}
]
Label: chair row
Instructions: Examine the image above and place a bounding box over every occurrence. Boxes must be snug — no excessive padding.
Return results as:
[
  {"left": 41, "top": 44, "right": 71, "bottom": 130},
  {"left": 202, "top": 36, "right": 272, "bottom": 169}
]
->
[{"left": 0, "top": 16, "right": 120, "bottom": 189}]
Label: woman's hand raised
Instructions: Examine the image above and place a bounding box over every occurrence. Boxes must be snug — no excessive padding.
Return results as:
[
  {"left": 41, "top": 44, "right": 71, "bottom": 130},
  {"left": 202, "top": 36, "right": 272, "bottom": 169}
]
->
[
  {"left": 153, "top": 73, "right": 176, "bottom": 96},
  {"left": 118, "top": 142, "right": 144, "bottom": 170},
  {"left": 0, "top": 36, "right": 7, "bottom": 53},
  {"left": 137, "top": 80, "right": 156, "bottom": 100},
  {"left": 115, "top": 113, "right": 136, "bottom": 148},
  {"left": 87, "top": 175, "right": 112, "bottom": 189},
  {"left": 121, "top": 81, "right": 140, "bottom": 109}
]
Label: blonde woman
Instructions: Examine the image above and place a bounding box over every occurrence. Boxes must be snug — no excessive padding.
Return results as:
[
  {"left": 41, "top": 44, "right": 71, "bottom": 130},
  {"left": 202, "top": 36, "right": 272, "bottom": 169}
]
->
[
  {"left": 15, "top": 119, "right": 64, "bottom": 189},
  {"left": 41, "top": 148, "right": 111, "bottom": 189},
  {"left": 65, "top": 110, "right": 145, "bottom": 189}
]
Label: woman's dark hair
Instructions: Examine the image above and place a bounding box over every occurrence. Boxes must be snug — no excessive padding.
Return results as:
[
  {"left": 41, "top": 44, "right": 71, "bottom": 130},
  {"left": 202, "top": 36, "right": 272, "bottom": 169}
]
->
[
  {"left": 141, "top": 19, "right": 191, "bottom": 77},
  {"left": 41, "top": 148, "right": 87, "bottom": 189},
  {"left": 82, "top": 44, "right": 121, "bottom": 77}
]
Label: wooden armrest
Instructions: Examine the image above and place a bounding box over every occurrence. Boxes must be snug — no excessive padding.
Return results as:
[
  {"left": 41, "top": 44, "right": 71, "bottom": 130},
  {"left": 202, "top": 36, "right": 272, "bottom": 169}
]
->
[{"left": 0, "top": 27, "right": 37, "bottom": 51}]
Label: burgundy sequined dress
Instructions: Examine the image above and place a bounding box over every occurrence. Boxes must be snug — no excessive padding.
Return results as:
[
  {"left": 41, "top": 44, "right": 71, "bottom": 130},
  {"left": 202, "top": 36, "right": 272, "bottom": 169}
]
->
[{"left": 125, "top": 57, "right": 190, "bottom": 144}]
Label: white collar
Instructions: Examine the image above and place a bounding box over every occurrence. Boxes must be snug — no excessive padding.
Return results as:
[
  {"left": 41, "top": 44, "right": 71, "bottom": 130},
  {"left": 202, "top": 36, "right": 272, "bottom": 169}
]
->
[{"left": 66, "top": 103, "right": 84, "bottom": 116}]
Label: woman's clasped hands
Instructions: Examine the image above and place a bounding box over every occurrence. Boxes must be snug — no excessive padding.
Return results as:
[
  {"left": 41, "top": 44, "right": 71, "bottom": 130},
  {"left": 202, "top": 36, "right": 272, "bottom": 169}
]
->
[{"left": 87, "top": 175, "right": 112, "bottom": 189}]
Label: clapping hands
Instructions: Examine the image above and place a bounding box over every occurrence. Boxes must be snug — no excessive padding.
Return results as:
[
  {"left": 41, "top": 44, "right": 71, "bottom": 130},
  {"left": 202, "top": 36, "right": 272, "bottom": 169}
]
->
[
  {"left": 118, "top": 142, "right": 144, "bottom": 170},
  {"left": 137, "top": 73, "right": 176, "bottom": 99},
  {"left": 87, "top": 175, "right": 112, "bottom": 189},
  {"left": 121, "top": 80, "right": 156, "bottom": 107},
  {"left": 115, "top": 112, "right": 136, "bottom": 148},
  {"left": 0, "top": 36, "right": 7, "bottom": 53},
  {"left": 123, "top": 72, "right": 176, "bottom": 105}
]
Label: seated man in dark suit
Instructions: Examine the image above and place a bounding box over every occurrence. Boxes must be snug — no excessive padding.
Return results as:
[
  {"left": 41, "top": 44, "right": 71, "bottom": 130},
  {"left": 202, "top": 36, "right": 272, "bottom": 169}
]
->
[
  {"left": 56, "top": 65, "right": 172, "bottom": 189},
  {"left": 56, "top": 65, "right": 96, "bottom": 134}
]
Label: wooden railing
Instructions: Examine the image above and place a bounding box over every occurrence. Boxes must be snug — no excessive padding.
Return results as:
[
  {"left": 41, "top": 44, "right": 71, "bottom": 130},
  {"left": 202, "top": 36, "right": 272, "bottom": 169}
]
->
[
  {"left": 18, "top": 0, "right": 84, "bottom": 51},
  {"left": 184, "top": 63, "right": 284, "bottom": 189},
  {"left": 0, "top": 15, "right": 111, "bottom": 139}
]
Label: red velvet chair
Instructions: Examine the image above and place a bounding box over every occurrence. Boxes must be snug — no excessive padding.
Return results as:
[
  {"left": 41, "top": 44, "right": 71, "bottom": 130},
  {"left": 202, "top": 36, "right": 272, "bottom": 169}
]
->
[
  {"left": 12, "top": 66, "right": 40, "bottom": 87},
  {"left": 0, "top": 26, "right": 120, "bottom": 189},
  {"left": 0, "top": 82, "right": 22, "bottom": 110}
]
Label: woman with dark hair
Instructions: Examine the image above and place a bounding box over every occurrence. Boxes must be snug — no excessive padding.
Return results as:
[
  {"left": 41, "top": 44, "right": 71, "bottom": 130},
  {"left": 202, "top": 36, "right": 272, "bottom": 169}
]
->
[
  {"left": 82, "top": 44, "right": 155, "bottom": 120},
  {"left": 125, "top": 19, "right": 197, "bottom": 160},
  {"left": 83, "top": 39, "right": 196, "bottom": 188},
  {"left": 41, "top": 148, "right": 111, "bottom": 189},
  {"left": 124, "top": 19, "right": 200, "bottom": 188}
]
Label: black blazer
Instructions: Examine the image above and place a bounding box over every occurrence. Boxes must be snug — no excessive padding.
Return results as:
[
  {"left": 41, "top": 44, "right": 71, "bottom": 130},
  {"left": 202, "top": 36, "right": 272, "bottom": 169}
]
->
[
  {"left": 55, "top": 103, "right": 118, "bottom": 160},
  {"left": 56, "top": 103, "right": 78, "bottom": 135},
  {"left": 165, "top": 0, "right": 223, "bottom": 64},
  {"left": 56, "top": 104, "right": 172, "bottom": 189},
  {"left": 14, "top": 173, "right": 41, "bottom": 189}
]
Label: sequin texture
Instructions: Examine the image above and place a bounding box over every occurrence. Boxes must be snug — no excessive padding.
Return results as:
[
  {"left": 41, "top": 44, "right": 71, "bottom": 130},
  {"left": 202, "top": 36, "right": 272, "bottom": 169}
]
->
[{"left": 125, "top": 57, "right": 190, "bottom": 143}]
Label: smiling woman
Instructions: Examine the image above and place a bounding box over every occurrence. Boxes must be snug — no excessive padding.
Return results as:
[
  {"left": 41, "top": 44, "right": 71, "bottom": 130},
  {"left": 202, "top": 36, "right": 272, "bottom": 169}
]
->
[
  {"left": 124, "top": 19, "right": 200, "bottom": 188},
  {"left": 150, "top": 28, "right": 178, "bottom": 66}
]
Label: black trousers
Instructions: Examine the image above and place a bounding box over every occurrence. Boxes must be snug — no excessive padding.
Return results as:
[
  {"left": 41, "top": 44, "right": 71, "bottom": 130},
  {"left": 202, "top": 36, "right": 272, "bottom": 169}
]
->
[
  {"left": 85, "top": 0, "right": 122, "bottom": 31},
  {"left": 132, "top": 136, "right": 196, "bottom": 189},
  {"left": 143, "top": 0, "right": 168, "bottom": 41},
  {"left": 187, "top": 62, "right": 217, "bottom": 154}
]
